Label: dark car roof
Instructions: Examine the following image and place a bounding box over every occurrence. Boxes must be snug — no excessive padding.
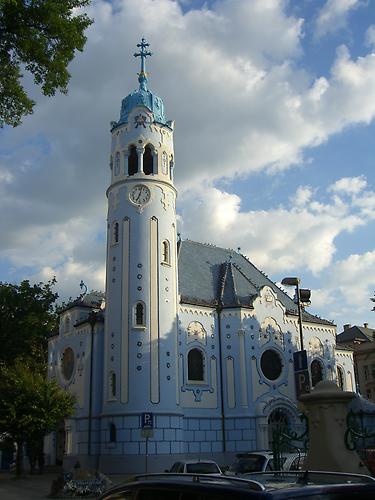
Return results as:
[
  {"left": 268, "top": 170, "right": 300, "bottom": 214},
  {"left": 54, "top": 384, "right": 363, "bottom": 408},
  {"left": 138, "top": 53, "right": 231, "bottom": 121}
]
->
[
  {"left": 99, "top": 473, "right": 375, "bottom": 499},
  {"left": 99, "top": 474, "right": 265, "bottom": 499}
]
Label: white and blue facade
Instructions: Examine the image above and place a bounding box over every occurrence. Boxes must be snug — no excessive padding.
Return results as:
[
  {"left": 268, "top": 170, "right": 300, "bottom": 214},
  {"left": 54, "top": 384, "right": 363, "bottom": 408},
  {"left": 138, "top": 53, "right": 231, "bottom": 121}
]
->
[{"left": 46, "top": 40, "right": 356, "bottom": 473}]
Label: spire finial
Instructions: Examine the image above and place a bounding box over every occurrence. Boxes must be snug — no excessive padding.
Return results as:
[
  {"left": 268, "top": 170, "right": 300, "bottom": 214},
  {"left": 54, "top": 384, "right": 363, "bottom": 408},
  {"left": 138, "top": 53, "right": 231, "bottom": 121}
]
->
[{"left": 134, "top": 37, "right": 152, "bottom": 91}]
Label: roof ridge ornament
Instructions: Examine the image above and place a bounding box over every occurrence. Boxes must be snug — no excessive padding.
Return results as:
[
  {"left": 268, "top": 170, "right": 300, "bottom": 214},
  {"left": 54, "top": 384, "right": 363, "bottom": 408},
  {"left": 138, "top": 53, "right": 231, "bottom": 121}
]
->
[{"left": 134, "top": 37, "right": 152, "bottom": 91}]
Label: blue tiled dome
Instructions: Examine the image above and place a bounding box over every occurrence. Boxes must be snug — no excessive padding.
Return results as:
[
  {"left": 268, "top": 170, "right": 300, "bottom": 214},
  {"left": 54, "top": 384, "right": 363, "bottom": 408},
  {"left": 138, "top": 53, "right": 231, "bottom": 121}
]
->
[{"left": 119, "top": 84, "right": 166, "bottom": 126}]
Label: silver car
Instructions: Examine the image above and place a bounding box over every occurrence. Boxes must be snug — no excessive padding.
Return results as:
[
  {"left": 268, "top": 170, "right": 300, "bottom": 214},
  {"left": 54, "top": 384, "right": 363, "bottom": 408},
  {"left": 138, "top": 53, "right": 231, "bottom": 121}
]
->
[{"left": 167, "top": 459, "right": 222, "bottom": 475}]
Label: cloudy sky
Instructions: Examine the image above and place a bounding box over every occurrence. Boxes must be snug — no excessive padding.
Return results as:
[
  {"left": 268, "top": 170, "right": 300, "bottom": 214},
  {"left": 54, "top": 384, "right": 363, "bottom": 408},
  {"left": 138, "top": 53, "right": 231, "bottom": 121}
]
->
[{"left": 1, "top": 0, "right": 375, "bottom": 331}]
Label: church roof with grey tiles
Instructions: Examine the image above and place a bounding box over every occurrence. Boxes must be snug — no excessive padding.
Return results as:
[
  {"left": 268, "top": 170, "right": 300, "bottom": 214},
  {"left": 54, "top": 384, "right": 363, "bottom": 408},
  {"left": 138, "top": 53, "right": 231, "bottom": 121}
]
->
[{"left": 178, "top": 240, "right": 334, "bottom": 326}]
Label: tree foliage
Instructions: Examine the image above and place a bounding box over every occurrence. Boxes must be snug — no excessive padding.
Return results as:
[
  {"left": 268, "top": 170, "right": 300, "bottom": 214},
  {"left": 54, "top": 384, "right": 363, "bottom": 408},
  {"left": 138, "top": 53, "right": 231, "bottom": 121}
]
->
[
  {"left": 0, "top": 0, "right": 93, "bottom": 127},
  {"left": 0, "top": 278, "right": 59, "bottom": 365},
  {"left": 371, "top": 292, "right": 375, "bottom": 312},
  {"left": 0, "top": 360, "right": 75, "bottom": 475}
]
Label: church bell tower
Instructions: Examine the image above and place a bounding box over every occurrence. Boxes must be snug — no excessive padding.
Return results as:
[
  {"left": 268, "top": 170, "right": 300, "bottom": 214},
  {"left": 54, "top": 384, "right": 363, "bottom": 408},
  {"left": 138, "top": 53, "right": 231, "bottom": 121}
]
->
[{"left": 103, "top": 39, "right": 179, "bottom": 421}]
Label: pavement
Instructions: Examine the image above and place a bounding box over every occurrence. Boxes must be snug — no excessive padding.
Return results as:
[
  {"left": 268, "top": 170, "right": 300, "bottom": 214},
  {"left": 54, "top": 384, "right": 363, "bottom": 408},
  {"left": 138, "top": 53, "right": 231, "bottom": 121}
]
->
[{"left": 0, "top": 470, "right": 131, "bottom": 499}]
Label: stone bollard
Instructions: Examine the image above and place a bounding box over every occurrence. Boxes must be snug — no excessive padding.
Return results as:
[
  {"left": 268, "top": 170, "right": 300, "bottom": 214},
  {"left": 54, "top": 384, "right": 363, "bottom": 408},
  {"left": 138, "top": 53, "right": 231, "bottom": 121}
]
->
[{"left": 299, "top": 380, "right": 370, "bottom": 474}]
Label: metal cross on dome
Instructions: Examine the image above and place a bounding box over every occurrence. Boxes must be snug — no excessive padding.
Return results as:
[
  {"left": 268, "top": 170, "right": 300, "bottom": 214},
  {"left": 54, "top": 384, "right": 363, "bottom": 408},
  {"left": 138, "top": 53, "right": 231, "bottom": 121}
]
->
[{"left": 134, "top": 38, "right": 152, "bottom": 75}]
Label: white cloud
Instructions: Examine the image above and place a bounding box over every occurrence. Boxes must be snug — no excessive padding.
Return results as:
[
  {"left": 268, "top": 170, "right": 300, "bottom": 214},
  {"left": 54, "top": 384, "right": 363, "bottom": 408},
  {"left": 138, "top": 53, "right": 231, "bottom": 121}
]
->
[
  {"left": 312, "top": 249, "right": 375, "bottom": 329},
  {"left": 315, "top": 0, "right": 361, "bottom": 38},
  {"left": 292, "top": 186, "right": 314, "bottom": 206},
  {"left": 1, "top": 0, "right": 375, "bottom": 314},
  {"left": 365, "top": 24, "right": 375, "bottom": 49},
  {"left": 329, "top": 175, "right": 367, "bottom": 195},
  {"left": 179, "top": 177, "right": 374, "bottom": 275}
]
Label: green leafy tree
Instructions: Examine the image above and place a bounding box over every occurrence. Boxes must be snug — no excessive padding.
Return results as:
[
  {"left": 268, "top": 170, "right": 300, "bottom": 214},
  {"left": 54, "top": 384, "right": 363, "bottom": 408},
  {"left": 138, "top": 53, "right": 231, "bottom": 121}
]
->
[
  {"left": 0, "top": 360, "right": 75, "bottom": 476},
  {"left": 0, "top": 278, "right": 59, "bottom": 365},
  {"left": 0, "top": 0, "right": 93, "bottom": 127}
]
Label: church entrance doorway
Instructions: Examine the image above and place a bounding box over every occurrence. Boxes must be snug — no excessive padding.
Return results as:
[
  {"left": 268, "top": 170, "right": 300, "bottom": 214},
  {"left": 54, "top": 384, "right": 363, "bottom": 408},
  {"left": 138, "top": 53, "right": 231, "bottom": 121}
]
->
[{"left": 267, "top": 408, "right": 289, "bottom": 450}]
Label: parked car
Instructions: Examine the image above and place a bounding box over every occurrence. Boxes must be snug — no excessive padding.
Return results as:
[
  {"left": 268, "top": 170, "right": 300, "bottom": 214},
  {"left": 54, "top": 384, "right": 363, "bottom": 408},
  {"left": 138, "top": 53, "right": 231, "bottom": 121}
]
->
[
  {"left": 99, "top": 471, "right": 375, "bottom": 499},
  {"left": 166, "top": 459, "right": 222, "bottom": 475},
  {"left": 225, "top": 451, "right": 306, "bottom": 475}
]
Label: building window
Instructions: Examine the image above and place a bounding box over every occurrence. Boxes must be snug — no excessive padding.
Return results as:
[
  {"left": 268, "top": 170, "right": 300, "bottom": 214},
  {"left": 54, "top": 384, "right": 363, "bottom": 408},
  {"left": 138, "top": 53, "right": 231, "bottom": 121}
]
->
[
  {"left": 110, "top": 372, "right": 116, "bottom": 398},
  {"left": 364, "top": 365, "right": 369, "bottom": 381},
  {"left": 260, "top": 349, "right": 282, "bottom": 381},
  {"left": 114, "top": 152, "right": 120, "bottom": 176},
  {"left": 109, "top": 423, "right": 117, "bottom": 443},
  {"left": 64, "top": 316, "right": 71, "bottom": 334},
  {"left": 134, "top": 302, "right": 145, "bottom": 327},
  {"left": 112, "top": 221, "right": 119, "bottom": 244},
  {"left": 187, "top": 348, "right": 205, "bottom": 382},
  {"left": 169, "top": 155, "right": 174, "bottom": 179},
  {"left": 143, "top": 144, "right": 153, "bottom": 175},
  {"left": 311, "top": 359, "right": 323, "bottom": 387},
  {"left": 128, "top": 145, "right": 138, "bottom": 175},
  {"left": 162, "top": 240, "right": 170, "bottom": 264},
  {"left": 61, "top": 347, "right": 75, "bottom": 381},
  {"left": 337, "top": 366, "right": 344, "bottom": 390},
  {"left": 65, "top": 428, "right": 73, "bottom": 455}
]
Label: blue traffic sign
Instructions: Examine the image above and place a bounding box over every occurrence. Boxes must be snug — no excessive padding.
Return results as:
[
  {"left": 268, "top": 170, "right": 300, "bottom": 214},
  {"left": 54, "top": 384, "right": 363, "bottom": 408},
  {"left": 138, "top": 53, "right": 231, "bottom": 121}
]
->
[
  {"left": 141, "top": 412, "right": 154, "bottom": 429},
  {"left": 293, "top": 350, "right": 308, "bottom": 371},
  {"left": 293, "top": 350, "right": 310, "bottom": 399}
]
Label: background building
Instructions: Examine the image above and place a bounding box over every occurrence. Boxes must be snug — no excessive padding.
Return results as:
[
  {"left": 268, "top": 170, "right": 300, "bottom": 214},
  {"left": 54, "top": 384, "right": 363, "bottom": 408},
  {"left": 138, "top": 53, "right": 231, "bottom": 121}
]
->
[{"left": 337, "top": 323, "right": 375, "bottom": 401}]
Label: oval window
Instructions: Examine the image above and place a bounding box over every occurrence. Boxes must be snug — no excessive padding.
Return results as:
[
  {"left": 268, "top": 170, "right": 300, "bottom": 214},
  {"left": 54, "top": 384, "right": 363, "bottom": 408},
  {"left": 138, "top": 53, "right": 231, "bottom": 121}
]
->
[
  {"left": 260, "top": 349, "right": 282, "bottom": 380},
  {"left": 61, "top": 347, "right": 75, "bottom": 381}
]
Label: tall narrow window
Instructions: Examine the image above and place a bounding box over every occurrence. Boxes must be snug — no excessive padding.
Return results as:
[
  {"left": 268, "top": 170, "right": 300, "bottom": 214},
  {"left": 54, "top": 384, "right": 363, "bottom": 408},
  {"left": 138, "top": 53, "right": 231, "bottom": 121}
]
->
[
  {"left": 109, "top": 423, "right": 117, "bottom": 443},
  {"left": 64, "top": 316, "right": 70, "bottom": 334},
  {"left": 143, "top": 144, "right": 153, "bottom": 175},
  {"left": 311, "top": 359, "right": 323, "bottom": 387},
  {"left": 114, "top": 152, "right": 120, "bottom": 176},
  {"left": 169, "top": 155, "right": 174, "bottom": 179},
  {"left": 162, "top": 240, "right": 170, "bottom": 264},
  {"left": 128, "top": 145, "right": 138, "bottom": 175},
  {"left": 110, "top": 372, "right": 116, "bottom": 397},
  {"left": 337, "top": 366, "right": 344, "bottom": 390},
  {"left": 188, "top": 348, "right": 205, "bottom": 382},
  {"left": 112, "top": 222, "right": 119, "bottom": 244},
  {"left": 134, "top": 302, "right": 145, "bottom": 327}
]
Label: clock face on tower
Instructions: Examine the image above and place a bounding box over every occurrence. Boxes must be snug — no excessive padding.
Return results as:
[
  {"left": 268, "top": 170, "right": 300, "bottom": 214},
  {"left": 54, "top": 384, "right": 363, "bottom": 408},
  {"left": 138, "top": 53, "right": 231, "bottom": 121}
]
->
[{"left": 129, "top": 184, "right": 151, "bottom": 206}]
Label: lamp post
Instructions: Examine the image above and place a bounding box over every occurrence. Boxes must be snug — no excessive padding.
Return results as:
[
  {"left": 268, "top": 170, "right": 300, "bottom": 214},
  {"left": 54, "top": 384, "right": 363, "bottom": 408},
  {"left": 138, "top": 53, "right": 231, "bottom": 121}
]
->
[
  {"left": 282, "top": 277, "right": 303, "bottom": 350},
  {"left": 281, "top": 277, "right": 311, "bottom": 351},
  {"left": 282, "top": 277, "right": 312, "bottom": 399}
]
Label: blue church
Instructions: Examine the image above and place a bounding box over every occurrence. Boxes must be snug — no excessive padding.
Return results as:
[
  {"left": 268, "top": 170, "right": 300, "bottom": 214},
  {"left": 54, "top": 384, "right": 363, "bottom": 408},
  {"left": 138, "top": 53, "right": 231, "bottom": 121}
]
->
[{"left": 46, "top": 40, "right": 356, "bottom": 473}]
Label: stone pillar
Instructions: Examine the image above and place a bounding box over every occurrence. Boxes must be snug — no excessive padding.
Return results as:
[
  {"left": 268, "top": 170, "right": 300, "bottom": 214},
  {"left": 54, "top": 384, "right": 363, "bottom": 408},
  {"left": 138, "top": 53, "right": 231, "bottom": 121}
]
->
[
  {"left": 299, "top": 380, "right": 369, "bottom": 474},
  {"left": 137, "top": 147, "right": 143, "bottom": 173}
]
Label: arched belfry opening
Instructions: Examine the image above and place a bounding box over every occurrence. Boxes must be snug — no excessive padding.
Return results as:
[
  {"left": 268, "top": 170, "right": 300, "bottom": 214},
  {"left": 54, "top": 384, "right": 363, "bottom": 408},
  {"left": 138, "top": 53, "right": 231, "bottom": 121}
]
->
[
  {"left": 143, "top": 144, "right": 154, "bottom": 175},
  {"left": 128, "top": 145, "right": 138, "bottom": 175}
]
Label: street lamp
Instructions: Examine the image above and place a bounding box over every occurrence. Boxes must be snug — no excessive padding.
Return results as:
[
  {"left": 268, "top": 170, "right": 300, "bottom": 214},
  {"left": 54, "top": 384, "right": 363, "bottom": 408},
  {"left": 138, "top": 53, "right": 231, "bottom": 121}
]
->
[{"left": 281, "top": 277, "right": 311, "bottom": 351}]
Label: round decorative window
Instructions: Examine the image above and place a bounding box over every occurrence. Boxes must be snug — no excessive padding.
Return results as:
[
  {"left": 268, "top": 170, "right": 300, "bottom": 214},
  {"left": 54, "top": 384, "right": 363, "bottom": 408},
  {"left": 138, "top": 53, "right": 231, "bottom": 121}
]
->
[
  {"left": 260, "top": 349, "right": 282, "bottom": 380},
  {"left": 61, "top": 347, "right": 75, "bottom": 381}
]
